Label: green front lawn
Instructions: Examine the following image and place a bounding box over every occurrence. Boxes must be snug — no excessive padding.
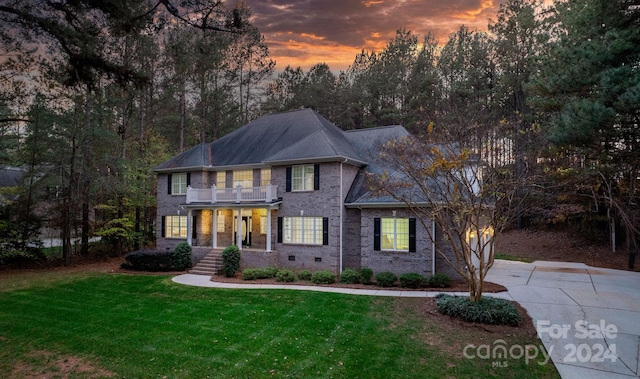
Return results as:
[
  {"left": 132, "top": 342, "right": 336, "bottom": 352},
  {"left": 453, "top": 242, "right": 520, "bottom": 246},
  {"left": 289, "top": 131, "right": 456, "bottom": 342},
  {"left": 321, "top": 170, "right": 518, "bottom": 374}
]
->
[{"left": 0, "top": 272, "right": 559, "bottom": 378}]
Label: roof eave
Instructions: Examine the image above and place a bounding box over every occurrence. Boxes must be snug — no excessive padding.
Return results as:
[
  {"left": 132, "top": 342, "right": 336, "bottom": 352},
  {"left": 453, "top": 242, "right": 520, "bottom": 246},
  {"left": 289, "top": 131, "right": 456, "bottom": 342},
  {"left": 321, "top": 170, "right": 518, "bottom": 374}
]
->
[{"left": 264, "top": 156, "right": 367, "bottom": 167}]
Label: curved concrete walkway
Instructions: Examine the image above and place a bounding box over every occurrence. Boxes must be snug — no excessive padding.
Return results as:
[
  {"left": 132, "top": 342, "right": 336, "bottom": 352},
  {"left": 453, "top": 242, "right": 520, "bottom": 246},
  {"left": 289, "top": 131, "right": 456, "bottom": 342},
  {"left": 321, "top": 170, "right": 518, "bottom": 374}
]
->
[
  {"left": 172, "top": 273, "right": 511, "bottom": 299},
  {"left": 173, "top": 259, "right": 640, "bottom": 379}
]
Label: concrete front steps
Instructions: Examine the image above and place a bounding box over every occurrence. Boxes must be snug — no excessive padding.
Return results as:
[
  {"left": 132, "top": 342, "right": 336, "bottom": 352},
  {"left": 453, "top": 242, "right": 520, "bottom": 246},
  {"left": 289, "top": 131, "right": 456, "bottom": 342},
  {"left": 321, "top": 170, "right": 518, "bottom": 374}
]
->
[{"left": 189, "top": 250, "right": 222, "bottom": 276}]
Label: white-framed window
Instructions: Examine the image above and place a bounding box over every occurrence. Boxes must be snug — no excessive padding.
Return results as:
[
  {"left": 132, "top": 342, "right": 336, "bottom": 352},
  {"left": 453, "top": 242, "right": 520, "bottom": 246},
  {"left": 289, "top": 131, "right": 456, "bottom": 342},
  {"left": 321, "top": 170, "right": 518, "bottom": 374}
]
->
[
  {"left": 260, "top": 168, "right": 271, "bottom": 187},
  {"left": 233, "top": 170, "right": 253, "bottom": 188},
  {"left": 292, "top": 164, "right": 314, "bottom": 191},
  {"left": 381, "top": 218, "right": 409, "bottom": 251},
  {"left": 165, "top": 216, "right": 187, "bottom": 238},
  {"left": 260, "top": 216, "right": 268, "bottom": 234},
  {"left": 216, "top": 171, "right": 226, "bottom": 189},
  {"left": 172, "top": 173, "right": 188, "bottom": 195},
  {"left": 217, "top": 211, "right": 225, "bottom": 232},
  {"left": 283, "top": 216, "right": 323, "bottom": 245}
]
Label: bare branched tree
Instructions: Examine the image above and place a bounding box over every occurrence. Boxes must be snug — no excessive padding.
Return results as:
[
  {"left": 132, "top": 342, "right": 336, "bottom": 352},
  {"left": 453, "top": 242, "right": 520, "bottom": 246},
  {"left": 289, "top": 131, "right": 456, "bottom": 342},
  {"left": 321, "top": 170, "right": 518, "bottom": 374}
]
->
[{"left": 369, "top": 133, "right": 527, "bottom": 301}]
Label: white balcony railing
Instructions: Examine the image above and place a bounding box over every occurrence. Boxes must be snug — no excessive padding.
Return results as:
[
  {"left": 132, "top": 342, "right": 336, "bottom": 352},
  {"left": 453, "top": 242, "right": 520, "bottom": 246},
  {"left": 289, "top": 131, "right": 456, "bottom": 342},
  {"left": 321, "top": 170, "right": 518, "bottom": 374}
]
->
[{"left": 186, "top": 184, "right": 278, "bottom": 204}]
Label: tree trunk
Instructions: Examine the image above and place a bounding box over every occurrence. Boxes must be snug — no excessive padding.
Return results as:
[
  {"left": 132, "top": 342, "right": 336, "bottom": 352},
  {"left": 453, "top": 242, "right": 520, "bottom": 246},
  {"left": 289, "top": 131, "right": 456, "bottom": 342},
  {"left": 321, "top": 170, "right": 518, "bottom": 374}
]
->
[
  {"left": 81, "top": 202, "right": 89, "bottom": 256},
  {"left": 134, "top": 206, "right": 141, "bottom": 251},
  {"left": 179, "top": 89, "right": 185, "bottom": 152}
]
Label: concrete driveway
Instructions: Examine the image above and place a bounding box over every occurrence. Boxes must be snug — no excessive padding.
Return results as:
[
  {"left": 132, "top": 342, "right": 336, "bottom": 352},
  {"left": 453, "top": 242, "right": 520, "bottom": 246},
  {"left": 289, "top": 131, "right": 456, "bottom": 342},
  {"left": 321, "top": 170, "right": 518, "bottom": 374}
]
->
[{"left": 486, "top": 260, "right": 640, "bottom": 379}]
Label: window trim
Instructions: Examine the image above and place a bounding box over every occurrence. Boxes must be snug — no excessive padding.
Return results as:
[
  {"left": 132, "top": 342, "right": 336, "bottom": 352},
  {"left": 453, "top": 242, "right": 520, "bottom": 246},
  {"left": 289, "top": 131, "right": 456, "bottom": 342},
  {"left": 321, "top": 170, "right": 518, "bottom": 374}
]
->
[
  {"left": 374, "top": 217, "right": 416, "bottom": 252},
  {"left": 280, "top": 216, "right": 327, "bottom": 245},
  {"left": 170, "top": 173, "right": 188, "bottom": 195},
  {"left": 165, "top": 215, "right": 188, "bottom": 239},
  {"left": 286, "top": 164, "right": 319, "bottom": 192}
]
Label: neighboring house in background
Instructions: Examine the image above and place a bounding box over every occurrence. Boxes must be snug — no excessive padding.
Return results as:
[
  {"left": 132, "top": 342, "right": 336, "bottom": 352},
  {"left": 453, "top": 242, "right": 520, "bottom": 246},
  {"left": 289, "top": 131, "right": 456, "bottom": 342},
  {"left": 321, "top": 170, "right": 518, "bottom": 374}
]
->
[
  {"left": 0, "top": 167, "right": 24, "bottom": 204},
  {"left": 154, "top": 108, "right": 456, "bottom": 277}
]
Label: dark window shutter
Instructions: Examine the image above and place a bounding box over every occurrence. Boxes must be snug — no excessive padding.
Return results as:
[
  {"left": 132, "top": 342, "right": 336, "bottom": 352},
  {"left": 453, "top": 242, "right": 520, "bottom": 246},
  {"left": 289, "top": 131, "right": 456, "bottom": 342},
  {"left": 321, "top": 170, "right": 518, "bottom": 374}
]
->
[
  {"left": 409, "top": 218, "right": 416, "bottom": 252},
  {"left": 322, "top": 217, "right": 329, "bottom": 245},
  {"left": 161, "top": 216, "right": 166, "bottom": 238},
  {"left": 373, "top": 217, "right": 381, "bottom": 251},
  {"left": 314, "top": 164, "right": 320, "bottom": 191},
  {"left": 277, "top": 217, "right": 283, "bottom": 243},
  {"left": 285, "top": 167, "right": 292, "bottom": 192},
  {"left": 186, "top": 173, "right": 191, "bottom": 186},
  {"left": 192, "top": 216, "right": 197, "bottom": 239},
  {"left": 167, "top": 174, "right": 172, "bottom": 194}
]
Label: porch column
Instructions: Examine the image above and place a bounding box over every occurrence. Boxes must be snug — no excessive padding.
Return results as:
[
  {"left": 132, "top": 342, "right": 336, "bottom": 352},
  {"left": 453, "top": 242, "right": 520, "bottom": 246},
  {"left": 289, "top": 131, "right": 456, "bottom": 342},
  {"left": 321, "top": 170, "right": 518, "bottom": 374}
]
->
[
  {"left": 212, "top": 209, "right": 218, "bottom": 249},
  {"left": 186, "top": 209, "right": 193, "bottom": 246},
  {"left": 266, "top": 208, "right": 272, "bottom": 252},
  {"left": 236, "top": 208, "right": 243, "bottom": 250}
]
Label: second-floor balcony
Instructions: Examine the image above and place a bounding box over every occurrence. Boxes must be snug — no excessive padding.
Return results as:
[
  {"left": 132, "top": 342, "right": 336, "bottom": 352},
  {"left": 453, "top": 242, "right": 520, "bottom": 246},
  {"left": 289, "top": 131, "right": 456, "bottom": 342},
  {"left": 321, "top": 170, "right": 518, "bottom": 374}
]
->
[{"left": 186, "top": 184, "right": 278, "bottom": 204}]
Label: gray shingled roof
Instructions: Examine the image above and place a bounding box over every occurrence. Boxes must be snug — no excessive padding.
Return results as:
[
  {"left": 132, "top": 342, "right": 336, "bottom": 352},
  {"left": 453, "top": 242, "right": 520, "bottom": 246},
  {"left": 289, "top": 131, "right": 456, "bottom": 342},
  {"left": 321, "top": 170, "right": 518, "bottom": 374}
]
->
[
  {"left": 154, "top": 109, "right": 367, "bottom": 172},
  {"left": 343, "top": 126, "right": 413, "bottom": 205},
  {"left": 153, "top": 143, "right": 213, "bottom": 171}
]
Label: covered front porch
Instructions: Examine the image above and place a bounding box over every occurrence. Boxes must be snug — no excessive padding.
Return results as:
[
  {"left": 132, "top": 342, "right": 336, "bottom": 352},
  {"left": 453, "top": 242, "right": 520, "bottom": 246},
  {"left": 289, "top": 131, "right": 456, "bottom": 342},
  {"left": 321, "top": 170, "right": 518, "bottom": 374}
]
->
[{"left": 183, "top": 202, "right": 280, "bottom": 253}]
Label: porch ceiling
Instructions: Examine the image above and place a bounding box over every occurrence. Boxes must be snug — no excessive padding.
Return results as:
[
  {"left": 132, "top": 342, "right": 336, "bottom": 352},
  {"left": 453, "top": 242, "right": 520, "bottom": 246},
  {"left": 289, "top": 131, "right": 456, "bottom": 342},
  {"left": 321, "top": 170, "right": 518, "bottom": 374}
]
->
[{"left": 181, "top": 201, "right": 281, "bottom": 210}]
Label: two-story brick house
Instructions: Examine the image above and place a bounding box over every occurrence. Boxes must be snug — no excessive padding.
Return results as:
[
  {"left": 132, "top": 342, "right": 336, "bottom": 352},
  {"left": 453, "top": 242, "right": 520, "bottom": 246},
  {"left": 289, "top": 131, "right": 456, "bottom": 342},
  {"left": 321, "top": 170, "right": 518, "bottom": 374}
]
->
[{"left": 154, "top": 108, "right": 455, "bottom": 277}]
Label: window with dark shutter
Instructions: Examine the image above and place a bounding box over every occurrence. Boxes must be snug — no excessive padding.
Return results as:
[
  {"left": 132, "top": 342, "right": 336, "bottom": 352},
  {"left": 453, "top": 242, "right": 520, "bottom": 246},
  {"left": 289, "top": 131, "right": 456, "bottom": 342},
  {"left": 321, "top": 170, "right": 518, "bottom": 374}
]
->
[
  {"left": 314, "top": 164, "right": 320, "bottom": 191},
  {"left": 186, "top": 173, "right": 191, "bottom": 187},
  {"left": 277, "top": 217, "right": 283, "bottom": 243},
  {"left": 409, "top": 218, "right": 416, "bottom": 252},
  {"left": 192, "top": 216, "right": 197, "bottom": 239},
  {"left": 167, "top": 174, "right": 172, "bottom": 194},
  {"left": 322, "top": 217, "right": 329, "bottom": 245},
  {"left": 285, "top": 167, "right": 292, "bottom": 192},
  {"left": 161, "top": 216, "right": 166, "bottom": 237},
  {"left": 373, "top": 218, "right": 381, "bottom": 251}
]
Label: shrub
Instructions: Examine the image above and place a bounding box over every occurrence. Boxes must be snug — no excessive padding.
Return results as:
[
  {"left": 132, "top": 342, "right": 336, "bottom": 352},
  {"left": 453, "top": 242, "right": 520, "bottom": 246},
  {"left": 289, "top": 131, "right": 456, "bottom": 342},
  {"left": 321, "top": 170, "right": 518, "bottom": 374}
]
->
[
  {"left": 221, "top": 245, "right": 241, "bottom": 278},
  {"left": 262, "top": 266, "right": 279, "bottom": 278},
  {"left": 340, "top": 269, "right": 360, "bottom": 284},
  {"left": 435, "top": 294, "right": 521, "bottom": 326},
  {"left": 242, "top": 267, "right": 279, "bottom": 280},
  {"left": 427, "top": 272, "right": 452, "bottom": 288},
  {"left": 360, "top": 267, "right": 373, "bottom": 284},
  {"left": 172, "top": 242, "right": 193, "bottom": 270},
  {"left": 375, "top": 271, "right": 397, "bottom": 287},
  {"left": 297, "top": 269, "right": 312, "bottom": 281},
  {"left": 121, "top": 250, "right": 173, "bottom": 271},
  {"left": 242, "top": 268, "right": 260, "bottom": 280},
  {"left": 399, "top": 273, "right": 426, "bottom": 288},
  {"left": 275, "top": 269, "right": 296, "bottom": 282},
  {"left": 311, "top": 270, "right": 336, "bottom": 284}
]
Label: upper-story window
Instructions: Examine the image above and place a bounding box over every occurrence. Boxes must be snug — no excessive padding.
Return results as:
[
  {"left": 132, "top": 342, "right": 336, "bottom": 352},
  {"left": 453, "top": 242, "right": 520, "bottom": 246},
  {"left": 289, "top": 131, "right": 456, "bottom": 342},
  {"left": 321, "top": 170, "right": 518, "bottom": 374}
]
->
[
  {"left": 168, "top": 173, "right": 189, "bottom": 195},
  {"left": 260, "top": 168, "right": 271, "bottom": 187},
  {"left": 233, "top": 170, "right": 253, "bottom": 188},
  {"left": 286, "top": 164, "right": 319, "bottom": 192},
  {"left": 216, "top": 171, "right": 226, "bottom": 189}
]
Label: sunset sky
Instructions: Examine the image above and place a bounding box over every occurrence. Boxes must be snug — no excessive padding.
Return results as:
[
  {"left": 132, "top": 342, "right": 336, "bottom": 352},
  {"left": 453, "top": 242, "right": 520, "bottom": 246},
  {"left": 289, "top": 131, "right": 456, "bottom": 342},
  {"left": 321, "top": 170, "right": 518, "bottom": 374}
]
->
[{"left": 240, "top": 0, "right": 549, "bottom": 72}]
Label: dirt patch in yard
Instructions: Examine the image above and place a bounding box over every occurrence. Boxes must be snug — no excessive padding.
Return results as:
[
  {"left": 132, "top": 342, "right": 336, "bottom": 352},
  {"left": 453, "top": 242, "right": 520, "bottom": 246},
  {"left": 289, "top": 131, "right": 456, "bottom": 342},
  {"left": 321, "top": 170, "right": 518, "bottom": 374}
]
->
[
  {"left": 10, "top": 350, "right": 115, "bottom": 379},
  {"left": 495, "top": 228, "right": 635, "bottom": 271}
]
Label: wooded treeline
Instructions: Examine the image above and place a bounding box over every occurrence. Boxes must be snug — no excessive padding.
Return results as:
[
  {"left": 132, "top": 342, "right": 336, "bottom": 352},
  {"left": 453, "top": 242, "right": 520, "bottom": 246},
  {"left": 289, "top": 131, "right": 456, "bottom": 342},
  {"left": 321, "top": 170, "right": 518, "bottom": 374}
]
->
[{"left": 0, "top": 0, "right": 638, "bottom": 267}]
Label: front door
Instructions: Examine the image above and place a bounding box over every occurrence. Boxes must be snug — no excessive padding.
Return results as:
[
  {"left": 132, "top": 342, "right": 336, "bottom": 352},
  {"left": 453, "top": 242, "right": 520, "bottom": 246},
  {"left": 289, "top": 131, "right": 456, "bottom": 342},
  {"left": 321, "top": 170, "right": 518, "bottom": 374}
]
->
[{"left": 234, "top": 216, "right": 252, "bottom": 246}]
